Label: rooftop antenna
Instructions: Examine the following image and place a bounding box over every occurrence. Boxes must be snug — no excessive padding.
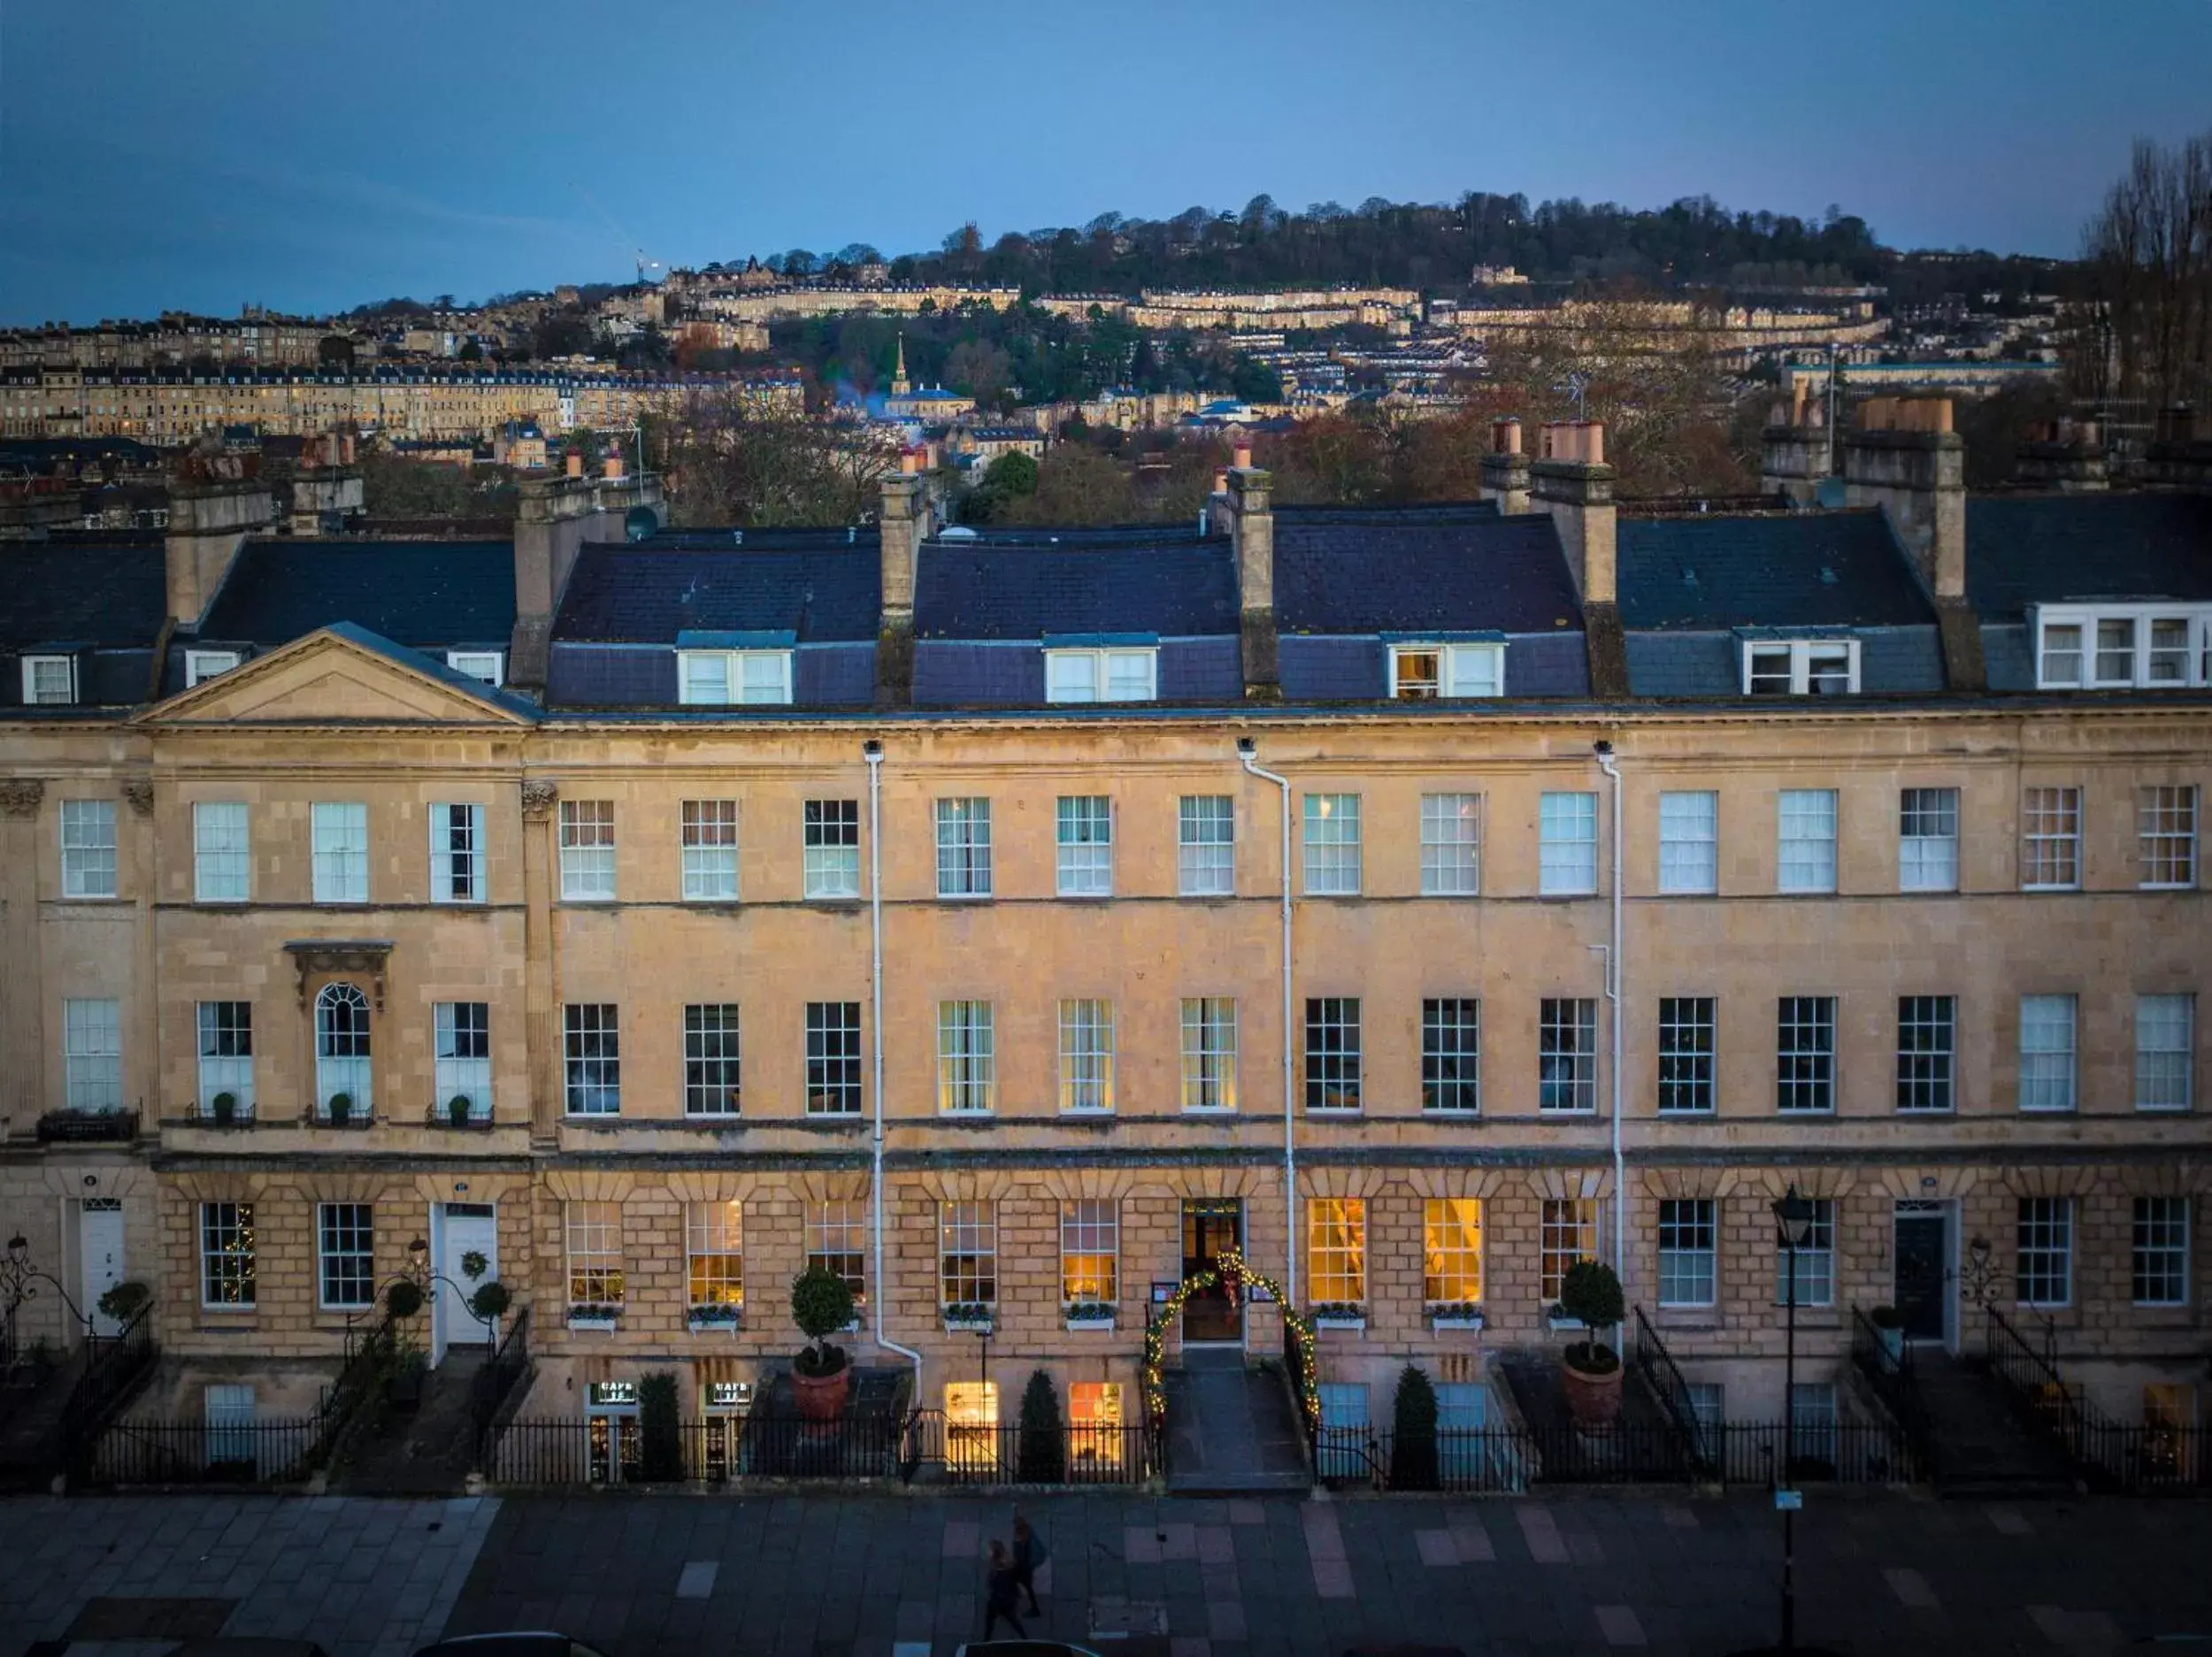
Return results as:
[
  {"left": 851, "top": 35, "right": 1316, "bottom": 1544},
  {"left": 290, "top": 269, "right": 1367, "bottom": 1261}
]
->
[{"left": 1555, "top": 371, "right": 1589, "bottom": 422}]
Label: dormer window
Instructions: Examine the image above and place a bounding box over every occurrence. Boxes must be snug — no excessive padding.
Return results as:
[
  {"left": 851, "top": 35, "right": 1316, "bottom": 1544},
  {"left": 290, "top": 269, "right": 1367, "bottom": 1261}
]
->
[
  {"left": 679, "top": 648, "right": 793, "bottom": 706},
  {"left": 1045, "top": 645, "right": 1156, "bottom": 703},
  {"left": 445, "top": 650, "right": 504, "bottom": 687},
  {"left": 2036, "top": 605, "right": 2212, "bottom": 689},
  {"left": 21, "top": 654, "right": 76, "bottom": 705},
  {"left": 1742, "top": 639, "right": 1859, "bottom": 696},
  {"left": 1389, "top": 642, "right": 1502, "bottom": 700},
  {"left": 185, "top": 649, "right": 242, "bottom": 687}
]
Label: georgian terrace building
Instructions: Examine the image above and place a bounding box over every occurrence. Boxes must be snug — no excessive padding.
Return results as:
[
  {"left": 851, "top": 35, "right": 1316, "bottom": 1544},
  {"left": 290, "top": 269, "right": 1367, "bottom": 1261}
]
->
[{"left": 2, "top": 403, "right": 2208, "bottom": 1463}]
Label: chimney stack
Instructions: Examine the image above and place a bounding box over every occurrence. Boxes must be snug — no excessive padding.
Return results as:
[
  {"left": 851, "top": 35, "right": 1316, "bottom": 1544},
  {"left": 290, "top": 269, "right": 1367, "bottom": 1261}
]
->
[
  {"left": 875, "top": 457, "right": 926, "bottom": 706},
  {"left": 509, "top": 462, "right": 666, "bottom": 696},
  {"left": 1226, "top": 461, "right": 1279, "bottom": 699},
  {"left": 2013, "top": 418, "right": 2108, "bottom": 493},
  {"left": 165, "top": 477, "right": 274, "bottom": 628},
  {"left": 1531, "top": 421, "right": 1615, "bottom": 605},
  {"left": 1479, "top": 418, "right": 1531, "bottom": 514},
  {"left": 1839, "top": 396, "right": 1964, "bottom": 598},
  {"left": 2142, "top": 403, "right": 2212, "bottom": 492},
  {"left": 1760, "top": 381, "right": 1832, "bottom": 504}
]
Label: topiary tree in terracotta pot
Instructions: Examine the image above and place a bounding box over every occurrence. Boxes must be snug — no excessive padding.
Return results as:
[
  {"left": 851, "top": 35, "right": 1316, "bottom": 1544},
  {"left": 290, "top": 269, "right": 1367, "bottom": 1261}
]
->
[
  {"left": 1556, "top": 1259, "right": 1625, "bottom": 1427},
  {"left": 788, "top": 1266, "right": 855, "bottom": 1421}
]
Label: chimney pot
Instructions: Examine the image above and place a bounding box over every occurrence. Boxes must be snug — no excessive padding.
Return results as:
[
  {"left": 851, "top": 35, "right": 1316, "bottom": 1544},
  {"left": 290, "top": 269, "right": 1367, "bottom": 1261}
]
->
[
  {"left": 1232, "top": 441, "right": 1252, "bottom": 470},
  {"left": 1490, "top": 418, "right": 1522, "bottom": 456},
  {"left": 565, "top": 452, "right": 584, "bottom": 479}
]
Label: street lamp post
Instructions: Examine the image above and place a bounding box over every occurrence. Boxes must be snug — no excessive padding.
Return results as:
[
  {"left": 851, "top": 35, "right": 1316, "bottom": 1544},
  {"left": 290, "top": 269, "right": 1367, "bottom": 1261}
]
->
[{"left": 1770, "top": 1185, "right": 1816, "bottom": 1655}]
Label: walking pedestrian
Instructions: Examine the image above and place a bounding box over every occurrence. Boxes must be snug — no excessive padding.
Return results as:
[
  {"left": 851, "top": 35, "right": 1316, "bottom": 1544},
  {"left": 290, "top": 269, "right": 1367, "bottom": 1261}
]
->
[
  {"left": 1011, "top": 1512, "right": 1046, "bottom": 1615},
  {"left": 982, "top": 1538, "right": 1028, "bottom": 1639}
]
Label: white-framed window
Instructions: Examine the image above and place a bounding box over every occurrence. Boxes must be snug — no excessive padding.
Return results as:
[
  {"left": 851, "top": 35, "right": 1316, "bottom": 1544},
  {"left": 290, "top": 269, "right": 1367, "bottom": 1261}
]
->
[
  {"left": 2035, "top": 604, "right": 2212, "bottom": 689},
  {"left": 1539, "top": 791, "right": 1598, "bottom": 895},
  {"left": 1044, "top": 646, "right": 1156, "bottom": 703},
  {"left": 1897, "top": 995, "right": 1955, "bottom": 1113},
  {"left": 1743, "top": 638, "right": 1860, "bottom": 695},
  {"left": 1424, "top": 1198, "right": 1484, "bottom": 1302},
  {"left": 565, "top": 1200, "right": 625, "bottom": 1304},
  {"left": 200, "top": 1201, "right": 256, "bottom": 1308},
  {"left": 184, "top": 649, "right": 242, "bottom": 687},
  {"left": 445, "top": 650, "right": 504, "bottom": 687},
  {"left": 687, "top": 1200, "right": 744, "bottom": 1308},
  {"left": 2139, "top": 785, "right": 2199, "bottom": 888},
  {"left": 193, "top": 801, "right": 250, "bottom": 902},
  {"left": 2021, "top": 786, "right": 2082, "bottom": 890},
  {"left": 1056, "top": 795, "right": 1113, "bottom": 897},
  {"left": 1777, "top": 996, "right": 1837, "bottom": 1114},
  {"left": 1539, "top": 997, "right": 1597, "bottom": 1114},
  {"left": 21, "top": 654, "right": 77, "bottom": 705},
  {"left": 939, "top": 1201, "right": 997, "bottom": 1305},
  {"left": 2016, "top": 1197, "right": 2072, "bottom": 1308},
  {"left": 803, "top": 800, "right": 860, "bottom": 899},
  {"left": 678, "top": 648, "right": 792, "bottom": 705},
  {"left": 1060, "top": 1198, "right": 1118, "bottom": 1302},
  {"left": 680, "top": 799, "right": 740, "bottom": 901},
  {"left": 558, "top": 800, "right": 616, "bottom": 901},
  {"left": 683, "top": 1002, "right": 741, "bottom": 1115},
  {"left": 59, "top": 799, "right": 118, "bottom": 898},
  {"left": 1304, "top": 996, "right": 1362, "bottom": 1111},
  {"left": 2132, "top": 1197, "right": 2191, "bottom": 1307},
  {"left": 1419, "top": 793, "right": 1482, "bottom": 894},
  {"left": 1180, "top": 997, "right": 1237, "bottom": 1112},
  {"left": 1540, "top": 1199, "right": 1598, "bottom": 1304},
  {"left": 1302, "top": 793, "right": 1362, "bottom": 895},
  {"left": 1657, "top": 1198, "right": 1717, "bottom": 1308},
  {"left": 564, "top": 1003, "right": 620, "bottom": 1115},
  {"left": 429, "top": 802, "right": 484, "bottom": 904},
  {"left": 1422, "top": 997, "right": 1480, "bottom": 1113},
  {"left": 434, "top": 1001, "right": 491, "bottom": 1119},
  {"left": 63, "top": 997, "right": 121, "bottom": 1111},
  {"left": 1058, "top": 999, "right": 1114, "bottom": 1113},
  {"left": 1898, "top": 787, "right": 1959, "bottom": 892},
  {"left": 196, "top": 1001, "right": 253, "bottom": 1116},
  {"left": 1178, "top": 795, "right": 1234, "bottom": 896},
  {"left": 2136, "top": 993, "right": 2194, "bottom": 1112},
  {"left": 311, "top": 802, "right": 367, "bottom": 904},
  {"left": 935, "top": 798, "right": 993, "bottom": 898},
  {"left": 314, "top": 982, "right": 372, "bottom": 1118},
  {"left": 1390, "top": 641, "right": 1503, "bottom": 699},
  {"left": 805, "top": 1001, "right": 863, "bottom": 1115},
  {"left": 1657, "top": 996, "right": 1716, "bottom": 1114},
  {"left": 1657, "top": 790, "right": 1717, "bottom": 894},
  {"left": 936, "top": 1000, "right": 995, "bottom": 1114},
  {"left": 1775, "top": 1197, "right": 1836, "bottom": 1308},
  {"left": 317, "top": 1202, "right": 374, "bottom": 1310},
  {"left": 2018, "top": 993, "right": 2078, "bottom": 1112},
  {"left": 1777, "top": 789, "right": 1838, "bottom": 894},
  {"left": 1308, "top": 1198, "right": 1367, "bottom": 1303},
  {"left": 806, "top": 1200, "right": 866, "bottom": 1300}
]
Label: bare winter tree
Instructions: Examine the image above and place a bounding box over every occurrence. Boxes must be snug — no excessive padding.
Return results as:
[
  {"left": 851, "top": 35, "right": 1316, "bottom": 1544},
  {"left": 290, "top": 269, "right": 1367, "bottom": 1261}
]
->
[
  {"left": 657, "top": 388, "right": 902, "bottom": 527},
  {"left": 2076, "top": 131, "right": 2212, "bottom": 409}
]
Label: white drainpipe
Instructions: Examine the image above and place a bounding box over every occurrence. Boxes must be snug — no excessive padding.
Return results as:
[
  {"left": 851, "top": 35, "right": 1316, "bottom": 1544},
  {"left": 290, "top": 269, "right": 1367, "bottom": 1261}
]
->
[
  {"left": 864, "top": 740, "right": 926, "bottom": 1398},
  {"left": 1237, "top": 737, "right": 1298, "bottom": 1309},
  {"left": 1594, "top": 740, "right": 1625, "bottom": 1286}
]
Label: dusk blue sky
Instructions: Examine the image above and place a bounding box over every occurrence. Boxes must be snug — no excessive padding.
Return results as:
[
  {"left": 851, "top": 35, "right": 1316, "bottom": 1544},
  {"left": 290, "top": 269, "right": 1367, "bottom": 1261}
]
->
[{"left": 4, "top": 0, "right": 2208, "bottom": 326}]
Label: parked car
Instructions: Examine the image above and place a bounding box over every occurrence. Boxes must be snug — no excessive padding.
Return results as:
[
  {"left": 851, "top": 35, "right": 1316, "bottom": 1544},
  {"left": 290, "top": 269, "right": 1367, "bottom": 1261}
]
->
[{"left": 412, "top": 1638, "right": 610, "bottom": 1657}]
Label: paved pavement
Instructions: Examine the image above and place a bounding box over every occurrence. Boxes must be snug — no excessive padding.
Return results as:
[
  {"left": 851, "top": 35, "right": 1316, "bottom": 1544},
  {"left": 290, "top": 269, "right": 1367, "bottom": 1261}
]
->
[{"left": 5, "top": 1488, "right": 2212, "bottom": 1657}]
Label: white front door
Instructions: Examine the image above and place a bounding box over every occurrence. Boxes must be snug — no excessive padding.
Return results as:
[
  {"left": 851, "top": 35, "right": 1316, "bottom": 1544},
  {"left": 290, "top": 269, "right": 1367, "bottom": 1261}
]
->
[
  {"left": 433, "top": 1202, "right": 498, "bottom": 1366},
  {"left": 81, "top": 1201, "right": 126, "bottom": 1338}
]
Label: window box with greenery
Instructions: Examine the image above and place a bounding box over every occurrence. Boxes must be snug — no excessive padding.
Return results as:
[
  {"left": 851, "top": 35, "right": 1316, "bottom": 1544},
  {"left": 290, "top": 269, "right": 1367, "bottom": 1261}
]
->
[
  {"left": 687, "top": 1302, "right": 742, "bottom": 1335},
  {"left": 567, "top": 1301, "right": 620, "bottom": 1331},
  {"left": 1312, "top": 1301, "right": 1367, "bottom": 1331},
  {"left": 1063, "top": 1301, "right": 1117, "bottom": 1332},
  {"left": 790, "top": 1266, "right": 855, "bottom": 1421},
  {"left": 1428, "top": 1301, "right": 1486, "bottom": 1331},
  {"left": 941, "top": 1301, "right": 995, "bottom": 1334},
  {"left": 1555, "top": 1259, "right": 1625, "bottom": 1426},
  {"left": 201, "top": 1090, "right": 250, "bottom": 1128},
  {"left": 439, "top": 1093, "right": 489, "bottom": 1128}
]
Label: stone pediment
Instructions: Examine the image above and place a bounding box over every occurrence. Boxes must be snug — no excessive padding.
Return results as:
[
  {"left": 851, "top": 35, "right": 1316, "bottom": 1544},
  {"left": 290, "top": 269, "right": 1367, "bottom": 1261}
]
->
[{"left": 140, "top": 625, "right": 534, "bottom": 728}]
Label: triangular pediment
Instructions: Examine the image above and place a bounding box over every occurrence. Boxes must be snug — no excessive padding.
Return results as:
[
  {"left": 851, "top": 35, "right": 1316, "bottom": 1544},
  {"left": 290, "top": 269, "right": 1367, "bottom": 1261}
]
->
[{"left": 140, "top": 626, "right": 534, "bottom": 727}]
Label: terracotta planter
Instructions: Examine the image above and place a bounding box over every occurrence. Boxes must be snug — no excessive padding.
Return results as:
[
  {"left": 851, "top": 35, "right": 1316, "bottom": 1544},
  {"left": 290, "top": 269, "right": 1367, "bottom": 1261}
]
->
[
  {"left": 1561, "top": 1354, "right": 1624, "bottom": 1427},
  {"left": 791, "top": 1360, "right": 850, "bottom": 1422}
]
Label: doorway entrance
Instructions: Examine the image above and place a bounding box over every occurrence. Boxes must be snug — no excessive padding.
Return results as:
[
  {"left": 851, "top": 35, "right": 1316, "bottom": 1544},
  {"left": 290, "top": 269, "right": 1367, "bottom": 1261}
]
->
[
  {"left": 431, "top": 1201, "right": 497, "bottom": 1367},
  {"left": 81, "top": 1200, "right": 126, "bottom": 1339},
  {"left": 1181, "top": 1199, "right": 1243, "bottom": 1343},
  {"left": 1892, "top": 1201, "right": 1953, "bottom": 1347}
]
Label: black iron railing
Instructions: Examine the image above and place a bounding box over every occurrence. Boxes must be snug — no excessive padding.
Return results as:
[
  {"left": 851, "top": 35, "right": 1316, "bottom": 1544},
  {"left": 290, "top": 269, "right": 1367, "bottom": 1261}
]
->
[
  {"left": 1983, "top": 1302, "right": 2096, "bottom": 1464},
  {"left": 469, "top": 1305, "right": 531, "bottom": 1459},
  {"left": 81, "top": 1417, "right": 326, "bottom": 1486},
  {"left": 2075, "top": 1421, "right": 2211, "bottom": 1494},
  {"left": 487, "top": 1410, "right": 915, "bottom": 1485},
  {"left": 1632, "top": 1305, "right": 1710, "bottom": 1472},
  {"left": 424, "top": 1101, "right": 495, "bottom": 1130},
  {"left": 59, "top": 1303, "right": 157, "bottom": 1476},
  {"left": 35, "top": 1109, "right": 139, "bottom": 1144},
  {"left": 1849, "top": 1305, "right": 1935, "bottom": 1477},
  {"left": 1982, "top": 1304, "right": 2202, "bottom": 1492}
]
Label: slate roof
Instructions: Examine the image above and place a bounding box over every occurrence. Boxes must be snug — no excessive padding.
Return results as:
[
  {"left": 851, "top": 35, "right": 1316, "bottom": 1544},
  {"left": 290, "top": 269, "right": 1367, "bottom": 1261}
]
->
[
  {"left": 311, "top": 623, "right": 541, "bottom": 720},
  {"left": 1274, "top": 512, "right": 1578, "bottom": 634},
  {"left": 0, "top": 541, "right": 167, "bottom": 648},
  {"left": 1617, "top": 510, "right": 1934, "bottom": 631},
  {"left": 196, "top": 540, "right": 516, "bottom": 648},
  {"left": 553, "top": 545, "right": 881, "bottom": 643},
  {"left": 916, "top": 539, "right": 1238, "bottom": 641},
  {"left": 1965, "top": 492, "right": 2212, "bottom": 618}
]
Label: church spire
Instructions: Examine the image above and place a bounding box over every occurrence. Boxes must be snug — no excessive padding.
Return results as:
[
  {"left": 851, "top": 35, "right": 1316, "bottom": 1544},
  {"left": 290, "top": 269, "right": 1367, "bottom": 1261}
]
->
[{"left": 891, "top": 332, "right": 910, "bottom": 397}]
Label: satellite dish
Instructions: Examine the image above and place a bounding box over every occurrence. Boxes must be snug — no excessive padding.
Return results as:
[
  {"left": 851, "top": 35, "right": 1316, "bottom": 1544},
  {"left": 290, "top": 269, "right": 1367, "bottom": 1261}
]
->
[{"left": 624, "top": 505, "right": 658, "bottom": 542}]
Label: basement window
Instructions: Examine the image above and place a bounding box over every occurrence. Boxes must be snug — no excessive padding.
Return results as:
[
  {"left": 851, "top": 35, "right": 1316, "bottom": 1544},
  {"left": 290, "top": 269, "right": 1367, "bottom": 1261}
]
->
[
  {"left": 679, "top": 648, "right": 792, "bottom": 706},
  {"left": 1389, "top": 641, "right": 1503, "bottom": 699},
  {"left": 1742, "top": 639, "right": 1859, "bottom": 696}
]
